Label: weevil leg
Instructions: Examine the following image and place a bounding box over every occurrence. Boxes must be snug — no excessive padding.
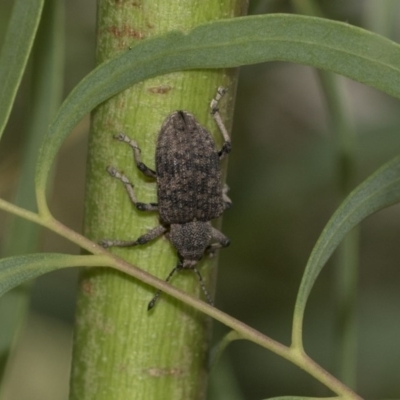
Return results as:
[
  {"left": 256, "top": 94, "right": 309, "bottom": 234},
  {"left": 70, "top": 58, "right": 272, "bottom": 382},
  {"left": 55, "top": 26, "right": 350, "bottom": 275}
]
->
[
  {"left": 222, "top": 183, "right": 232, "bottom": 210},
  {"left": 205, "top": 227, "right": 230, "bottom": 257},
  {"left": 147, "top": 260, "right": 214, "bottom": 310},
  {"left": 106, "top": 166, "right": 158, "bottom": 212},
  {"left": 114, "top": 133, "right": 157, "bottom": 178},
  {"left": 148, "top": 260, "right": 183, "bottom": 310},
  {"left": 100, "top": 225, "right": 167, "bottom": 249},
  {"left": 210, "top": 87, "right": 231, "bottom": 160}
]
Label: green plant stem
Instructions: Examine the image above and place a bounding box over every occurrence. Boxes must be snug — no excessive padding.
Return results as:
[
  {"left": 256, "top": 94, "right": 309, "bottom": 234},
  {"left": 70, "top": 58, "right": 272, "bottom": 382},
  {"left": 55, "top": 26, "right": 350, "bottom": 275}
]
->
[
  {"left": 318, "top": 74, "right": 358, "bottom": 390},
  {"left": 0, "top": 195, "right": 362, "bottom": 399},
  {"left": 334, "top": 229, "right": 359, "bottom": 387},
  {"left": 69, "top": 2, "right": 248, "bottom": 399},
  {"left": 317, "top": 52, "right": 359, "bottom": 393}
]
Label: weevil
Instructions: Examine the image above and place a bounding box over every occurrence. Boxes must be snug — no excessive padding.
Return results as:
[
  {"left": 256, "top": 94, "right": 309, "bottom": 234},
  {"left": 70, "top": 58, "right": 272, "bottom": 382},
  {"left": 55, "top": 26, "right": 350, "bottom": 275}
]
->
[{"left": 100, "top": 87, "right": 232, "bottom": 309}]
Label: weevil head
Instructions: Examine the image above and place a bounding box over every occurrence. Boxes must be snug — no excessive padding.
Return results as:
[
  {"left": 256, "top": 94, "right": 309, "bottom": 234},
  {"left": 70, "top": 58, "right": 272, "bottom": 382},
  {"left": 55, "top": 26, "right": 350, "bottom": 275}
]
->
[{"left": 169, "top": 221, "right": 212, "bottom": 264}]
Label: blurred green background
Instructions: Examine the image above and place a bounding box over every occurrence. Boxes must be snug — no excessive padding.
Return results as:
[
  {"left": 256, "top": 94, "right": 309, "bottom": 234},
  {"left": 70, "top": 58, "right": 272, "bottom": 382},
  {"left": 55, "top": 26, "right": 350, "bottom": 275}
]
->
[{"left": 1, "top": 0, "right": 400, "bottom": 399}]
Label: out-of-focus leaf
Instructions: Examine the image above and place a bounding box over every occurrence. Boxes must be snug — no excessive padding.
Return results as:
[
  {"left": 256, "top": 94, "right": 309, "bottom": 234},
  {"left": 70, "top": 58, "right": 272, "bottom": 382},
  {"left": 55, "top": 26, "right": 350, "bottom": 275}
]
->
[
  {"left": 0, "top": 0, "right": 44, "bottom": 139},
  {"left": 293, "top": 155, "right": 400, "bottom": 343}
]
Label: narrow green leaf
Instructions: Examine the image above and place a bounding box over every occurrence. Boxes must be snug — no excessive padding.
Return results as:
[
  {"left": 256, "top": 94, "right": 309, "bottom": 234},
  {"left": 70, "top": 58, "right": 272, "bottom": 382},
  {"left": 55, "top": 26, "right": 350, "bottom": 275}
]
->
[
  {"left": 293, "top": 155, "right": 400, "bottom": 345},
  {"left": 0, "top": 0, "right": 44, "bottom": 139},
  {"left": 35, "top": 13, "right": 400, "bottom": 208},
  {"left": 0, "top": 253, "right": 109, "bottom": 297}
]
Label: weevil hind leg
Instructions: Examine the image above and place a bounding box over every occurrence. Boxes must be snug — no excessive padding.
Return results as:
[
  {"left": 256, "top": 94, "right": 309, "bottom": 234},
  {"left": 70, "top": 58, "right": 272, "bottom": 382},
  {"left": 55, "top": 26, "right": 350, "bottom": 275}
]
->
[
  {"left": 114, "top": 133, "right": 157, "bottom": 178},
  {"left": 210, "top": 87, "right": 231, "bottom": 160}
]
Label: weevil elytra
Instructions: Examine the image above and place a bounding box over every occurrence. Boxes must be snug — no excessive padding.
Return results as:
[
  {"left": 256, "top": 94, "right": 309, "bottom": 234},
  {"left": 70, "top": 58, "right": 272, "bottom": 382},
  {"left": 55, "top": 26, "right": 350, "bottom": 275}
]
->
[{"left": 100, "top": 87, "right": 232, "bottom": 309}]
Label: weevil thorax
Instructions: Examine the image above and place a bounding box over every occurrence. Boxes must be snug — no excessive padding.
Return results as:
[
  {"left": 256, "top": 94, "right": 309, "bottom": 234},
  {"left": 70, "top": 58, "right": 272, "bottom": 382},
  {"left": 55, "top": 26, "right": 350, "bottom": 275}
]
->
[{"left": 169, "top": 221, "right": 212, "bottom": 263}]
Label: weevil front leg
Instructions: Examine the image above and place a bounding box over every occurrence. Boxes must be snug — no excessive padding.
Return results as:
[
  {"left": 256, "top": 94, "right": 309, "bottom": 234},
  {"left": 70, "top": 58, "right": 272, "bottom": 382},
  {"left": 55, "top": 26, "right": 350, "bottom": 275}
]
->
[
  {"left": 100, "top": 225, "right": 167, "bottom": 249},
  {"left": 210, "top": 87, "right": 231, "bottom": 160},
  {"left": 114, "top": 133, "right": 157, "bottom": 178},
  {"left": 147, "top": 259, "right": 214, "bottom": 310},
  {"left": 205, "top": 227, "right": 230, "bottom": 257},
  {"left": 106, "top": 166, "right": 158, "bottom": 212}
]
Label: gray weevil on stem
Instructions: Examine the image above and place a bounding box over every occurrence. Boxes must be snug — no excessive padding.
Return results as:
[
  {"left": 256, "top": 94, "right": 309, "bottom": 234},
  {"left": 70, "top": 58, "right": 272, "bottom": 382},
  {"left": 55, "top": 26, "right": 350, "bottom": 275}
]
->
[{"left": 100, "top": 87, "right": 232, "bottom": 310}]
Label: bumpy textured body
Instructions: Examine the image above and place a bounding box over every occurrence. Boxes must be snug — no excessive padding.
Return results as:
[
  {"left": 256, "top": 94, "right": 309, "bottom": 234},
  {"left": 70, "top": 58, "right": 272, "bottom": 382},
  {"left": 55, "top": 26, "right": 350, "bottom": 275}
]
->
[{"left": 156, "top": 111, "right": 225, "bottom": 224}]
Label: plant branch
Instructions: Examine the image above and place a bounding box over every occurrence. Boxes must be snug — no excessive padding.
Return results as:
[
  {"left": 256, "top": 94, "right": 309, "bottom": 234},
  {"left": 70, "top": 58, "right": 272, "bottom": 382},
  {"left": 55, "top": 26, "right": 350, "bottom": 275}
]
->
[{"left": 0, "top": 196, "right": 361, "bottom": 399}]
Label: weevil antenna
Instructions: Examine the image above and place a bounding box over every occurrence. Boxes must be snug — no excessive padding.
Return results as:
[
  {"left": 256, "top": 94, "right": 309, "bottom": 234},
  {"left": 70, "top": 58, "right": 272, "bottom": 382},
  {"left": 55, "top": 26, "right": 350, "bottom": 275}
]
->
[
  {"left": 193, "top": 267, "right": 213, "bottom": 306},
  {"left": 147, "top": 261, "right": 182, "bottom": 311}
]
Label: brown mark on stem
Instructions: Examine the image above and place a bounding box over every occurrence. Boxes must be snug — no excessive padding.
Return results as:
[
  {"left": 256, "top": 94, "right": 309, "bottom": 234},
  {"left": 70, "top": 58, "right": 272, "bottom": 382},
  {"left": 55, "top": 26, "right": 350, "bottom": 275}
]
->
[
  {"left": 108, "top": 25, "right": 145, "bottom": 39},
  {"left": 81, "top": 280, "right": 94, "bottom": 296},
  {"left": 147, "top": 85, "right": 172, "bottom": 94}
]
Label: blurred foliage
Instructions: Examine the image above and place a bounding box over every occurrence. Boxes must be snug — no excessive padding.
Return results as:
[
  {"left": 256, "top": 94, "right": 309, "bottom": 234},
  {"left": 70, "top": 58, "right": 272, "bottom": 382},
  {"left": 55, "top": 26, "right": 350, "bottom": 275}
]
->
[{"left": 1, "top": 0, "right": 400, "bottom": 399}]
